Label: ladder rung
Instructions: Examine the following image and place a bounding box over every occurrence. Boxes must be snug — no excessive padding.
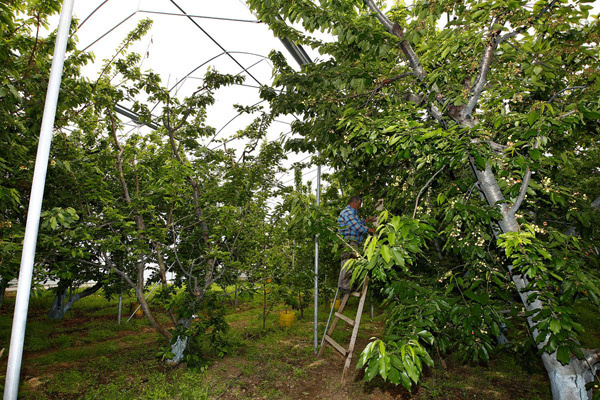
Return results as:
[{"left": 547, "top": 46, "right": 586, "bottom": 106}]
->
[
  {"left": 351, "top": 292, "right": 361, "bottom": 297},
  {"left": 324, "top": 335, "right": 347, "bottom": 357},
  {"left": 335, "top": 312, "right": 355, "bottom": 326}
]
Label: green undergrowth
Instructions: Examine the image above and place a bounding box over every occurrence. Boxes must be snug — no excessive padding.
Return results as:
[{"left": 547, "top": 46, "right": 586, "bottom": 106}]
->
[{"left": 0, "top": 284, "right": 597, "bottom": 399}]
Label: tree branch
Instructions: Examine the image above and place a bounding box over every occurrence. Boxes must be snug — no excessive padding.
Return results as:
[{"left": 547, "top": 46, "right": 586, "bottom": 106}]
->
[
  {"left": 497, "top": 0, "right": 560, "bottom": 44},
  {"left": 592, "top": 195, "right": 600, "bottom": 209},
  {"left": 108, "top": 110, "right": 131, "bottom": 203},
  {"left": 471, "top": 139, "right": 508, "bottom": 153},
  {"left": 559, "top": 109, "right": 578, "bottom": 119},
  {"left": 363, "top": 0, "right": 395, "bottom": 32},
  {"left": 413, "top": 165, "right": 446, "bottom": 219},
  {"left": 380, "top": 72, "right": 414, "bottom": 86},
  {"left": 466, "top": 0, "right": 561, "bottom": 116},
  {"left": 464, "top": 18, "right": 504, "bottom": 117},
  {"left": 548, "top": 86, "right": 588, "bottom": 103},
  {"left": 363, "top": 0, "right": 426, "bottom": 80},
  {"left": 509, "top": 167, "right": 532, "bottom": 215},
  {"left": 364, "top": 72, "right": 415, "bottom": 105},
  {"left": 104, "top": 253, "right": 136, "bottom": 289},
  {"left": 67, "top": 282, "right": 103, "bottom": 306}
]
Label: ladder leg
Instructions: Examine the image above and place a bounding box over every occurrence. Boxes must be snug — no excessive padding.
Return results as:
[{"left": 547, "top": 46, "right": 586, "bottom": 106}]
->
[
  {"left": 318, "top": 292, "right": 350, "bottom": 357},
  {"left": 341, "top": 277, "right": 369, "bottom": 384},
  {"left": 318, "top": 288, "right": 339, "bottom": 353}
]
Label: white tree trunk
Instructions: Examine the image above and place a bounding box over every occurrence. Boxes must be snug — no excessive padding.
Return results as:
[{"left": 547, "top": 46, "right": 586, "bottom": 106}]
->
[
  {"left": 167, "top": 318, "right": 191, "bottom": 365},
  {"left": 543, "top": 351, "right": 599, "bottom": 400},
  {"left": 474, "top": 164, "right": 599, "bottom": 399}
]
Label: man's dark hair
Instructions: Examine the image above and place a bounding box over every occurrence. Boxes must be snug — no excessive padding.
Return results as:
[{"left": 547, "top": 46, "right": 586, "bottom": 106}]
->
[{"left": 348, "top": 196, "right": 362, "bottom": 205}]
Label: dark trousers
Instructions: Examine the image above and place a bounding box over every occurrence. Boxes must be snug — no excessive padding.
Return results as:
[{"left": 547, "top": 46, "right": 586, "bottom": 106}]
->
[{"left": 338, "top": 241, "right": 359, "bottom": 293}]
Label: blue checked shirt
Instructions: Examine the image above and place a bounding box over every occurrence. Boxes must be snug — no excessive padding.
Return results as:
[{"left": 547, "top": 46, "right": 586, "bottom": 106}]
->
[{"left": 338, "top": 205, "right": 369, "bottom": 244}]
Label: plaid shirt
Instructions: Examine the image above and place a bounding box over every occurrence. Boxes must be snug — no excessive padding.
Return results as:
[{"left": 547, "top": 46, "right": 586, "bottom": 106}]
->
[{"left": 338, "top": 205, "right": 369, "bottom": 244}]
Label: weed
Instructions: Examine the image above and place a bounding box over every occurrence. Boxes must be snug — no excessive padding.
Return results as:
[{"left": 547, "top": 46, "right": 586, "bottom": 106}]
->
[
  {"left": 85, "top": 328, "right": 118, "bottom": 343},
  {"left": 45, "top": 369, "right": 93, "bottom": 396},
  {"left": 292, "top": 367, "right": 307, "bottom": 379},
  {"left": 52, "top": 333, "right": 74, "bottom": 349}
]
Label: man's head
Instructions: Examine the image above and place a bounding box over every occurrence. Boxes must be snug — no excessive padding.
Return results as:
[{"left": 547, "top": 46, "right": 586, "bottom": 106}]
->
[{"left": 348, "top": 196, "right": 362, "bottom": 210}]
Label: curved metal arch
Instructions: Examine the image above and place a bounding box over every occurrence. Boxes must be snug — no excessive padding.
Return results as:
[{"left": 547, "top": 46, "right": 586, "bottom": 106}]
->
[{"left": 169, "top": 51, "right": 273, "bottom": 92}]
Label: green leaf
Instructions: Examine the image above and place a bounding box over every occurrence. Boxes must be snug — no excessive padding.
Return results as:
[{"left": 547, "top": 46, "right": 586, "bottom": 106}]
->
[
  {"left": 437, "top": 193, "right": 446, "bottom": 205},
  {"left": 582, "top": 110, "right": 600, "bottom": 120},
  {"left": 391, "top": 216, "right": 401, "bottom": 230},
  {"left": 527, "top": 111, "right": 539, "bottom": 126},
  {"left": 381, "top": 245, "right": 391, "bottom": 263},
  {"left": 366, "top": 357, "right": 379, "bottom": 381},
  {"left": 549, "top": 319, "right": 561, "bottom": 334},
  {"left": 421, "top": 350, "right": 434, "bottom": 367},
  {"left": 529, "top": 148, "right": 541, "bottom": 161},
  {"left": 365, "top": 237, "right": 376, "bottom": 260},
  {"left": 474, "top": 154, "right": 486, "bottom": 170},
  {"left": 358, "top": 341, "right": 376, "bottom": 369},
  {"left": 379, "top": 354, "right": 390, "bottom": 381},
  {"left": 556, "top": 346, "right": 570, "bottom": 365},
  {"left": 399, "top": 371, "right": 412, "bottom": 390},
  {"left": 401, "top": 224, "right": 410, "bottom": 238},
  {"left": 388, "top": 231, "right": 396, "bottom": 246},
  {"left": 390, "top": 355, "right": 403, "bottom": 370},
  {"left": 417, "top": 330, "right": 434, "bottom": 345},
  {"left": 391, "top": 249, "right": 405, "bottom": 267},
  {"left": 403, "top": 357, "right": 419, "bottom": 383},
  {"left": 388, "top": 366, "right": 401, "bottom": 384}
]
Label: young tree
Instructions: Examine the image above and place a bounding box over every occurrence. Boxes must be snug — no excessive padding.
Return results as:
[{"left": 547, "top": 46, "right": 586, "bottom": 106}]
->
[
  {"left": 71, "top": 24, "right": 288, "bottom": 362},
  {"left": 0, "top": 0, "right": 97, "bottom": 309},
  {"left": 249, "top": 0, "right": 600, "bottom": 398}
]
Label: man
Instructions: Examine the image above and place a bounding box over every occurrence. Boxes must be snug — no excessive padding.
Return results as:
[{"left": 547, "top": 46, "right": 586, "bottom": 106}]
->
[{"left": 337, "top": 196, "right": 375, "bottom": 292}]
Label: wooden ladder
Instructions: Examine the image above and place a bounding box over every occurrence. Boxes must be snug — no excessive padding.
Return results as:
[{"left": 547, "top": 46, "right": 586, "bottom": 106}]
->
[{"left": 318, "top": 276, "right": 369, "bottom": 383}]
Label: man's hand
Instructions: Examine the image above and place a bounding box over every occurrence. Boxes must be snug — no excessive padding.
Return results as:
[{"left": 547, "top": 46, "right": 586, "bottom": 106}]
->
[
  {"left": 368, "top": 227, "right": 375, "bottom": 233},
  {"left": 365, "top": 216, "right": 377, "bottom": 223}
]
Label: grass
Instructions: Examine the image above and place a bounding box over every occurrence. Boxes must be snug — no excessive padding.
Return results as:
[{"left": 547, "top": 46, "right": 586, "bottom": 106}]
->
[{"left": 0, "top": 285, "right": 596, "bottom": 399}]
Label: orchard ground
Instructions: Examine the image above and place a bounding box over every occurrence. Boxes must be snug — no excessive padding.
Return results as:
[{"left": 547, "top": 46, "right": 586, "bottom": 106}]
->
[{"left": 0, "top": 286, "right": 598, "bottom": 399}]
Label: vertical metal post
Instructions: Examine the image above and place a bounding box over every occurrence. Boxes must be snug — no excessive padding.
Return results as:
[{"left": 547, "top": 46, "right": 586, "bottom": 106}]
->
[
  {"left": 314, "top": 161, "right": 321, "bottom": 353},
  {"left": 4, "top": 1, "right": 75, "bottom": 398},
  {"left": 117, "top": 293, "right": 123, "bottom": 325}
]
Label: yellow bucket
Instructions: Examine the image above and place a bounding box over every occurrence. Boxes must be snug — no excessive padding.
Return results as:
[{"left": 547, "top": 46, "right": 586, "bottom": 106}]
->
[
  {"left": 129, "top": 303, "right": 143, "bottom": 318},
  {"left": 330, "top": 299, "right": 341, "bottom": 310},
  {"left": 280, "top": 311, "right": 295, "bottom": 327}
]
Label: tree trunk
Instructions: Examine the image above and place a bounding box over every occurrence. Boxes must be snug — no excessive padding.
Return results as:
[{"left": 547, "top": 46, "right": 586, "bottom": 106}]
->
[
  {"left": 0, "top": 278, "right": 7, "bottom": 309},
  {"left": 155, "top": 243, "right": 177, "bottom": 324},
  {"left": 167, "top": 318, "right": 191, "bottom": 365},
  {"left": 133, "top": 260, "right": 172, "bottom": 340},
  {"left": 48, "top": 281, "right": 103, "bottom": 320},
  {"left": 234, "top": 283, "right": 238, "bottom": 308},
  {"left": 351, "top": 1, "right": 600, "bottom": 396},
  {"left": 107, "top": 112, "right": 172, "bottom": 342},
  {"left": 543, "top": 351, "right": 600, "bottom": 400},
  {"left": 472, "top": 162, "right": 599, "bottom": 399}
]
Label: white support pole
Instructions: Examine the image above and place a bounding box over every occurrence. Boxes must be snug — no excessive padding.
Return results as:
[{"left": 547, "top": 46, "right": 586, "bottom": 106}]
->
[
  {"left": 117, "top": 293, "right": 123, "bottom": 325},
  {"left": 4, "top": 1, "right": 75, "bottom": 398},
  {"left": 314, "top": 161, "right": 321, "bottom": 353}
]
